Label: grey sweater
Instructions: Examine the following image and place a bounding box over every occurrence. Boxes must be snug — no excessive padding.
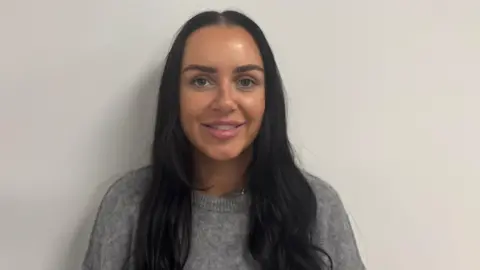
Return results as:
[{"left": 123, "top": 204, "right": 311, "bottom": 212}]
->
[{"left": 82, "top": 167, "right": 365, "bottom": 270}]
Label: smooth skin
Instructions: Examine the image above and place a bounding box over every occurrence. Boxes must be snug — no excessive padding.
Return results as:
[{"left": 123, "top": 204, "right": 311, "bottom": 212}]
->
[{"left": 179, "top": 26, "right": 265, "bottom": 195}]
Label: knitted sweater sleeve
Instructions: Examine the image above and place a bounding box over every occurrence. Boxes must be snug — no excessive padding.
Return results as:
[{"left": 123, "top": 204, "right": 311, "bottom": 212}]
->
[
  {"left": 82, "top": 168, "right": 149, "bottom": 270},
  {"left": 306, "top": 173, "right": 367, "bottom": 270}
]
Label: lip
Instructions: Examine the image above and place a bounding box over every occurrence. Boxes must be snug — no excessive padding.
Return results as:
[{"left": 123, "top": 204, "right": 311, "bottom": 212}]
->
[
  {"left": 203, "top": 120, "right": 245, "bottom": 126},
  {"left": 201, "top": 121, "right": 246, "bottom": 140}
]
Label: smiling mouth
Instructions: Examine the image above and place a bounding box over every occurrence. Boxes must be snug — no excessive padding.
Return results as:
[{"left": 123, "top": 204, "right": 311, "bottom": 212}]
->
[
  {"left": 202, "top": 123, "right": 245, "bottom": 130},
  {"left": 201, "top": 122, "right": 246, "bottom": 140}
]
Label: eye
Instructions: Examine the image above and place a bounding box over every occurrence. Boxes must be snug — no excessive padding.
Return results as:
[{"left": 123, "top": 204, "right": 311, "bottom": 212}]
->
[
  {"left": 191, "top": 77, "right": 213, "bottom": 88},
  {"left": 236, "top": 78, "right": 255, "bottom": 89}
]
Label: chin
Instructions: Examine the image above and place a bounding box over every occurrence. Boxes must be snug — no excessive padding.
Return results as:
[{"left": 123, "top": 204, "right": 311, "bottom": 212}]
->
[
  {"left": 205, "top": 149, "right": 243, "bottom": 161},
  {"left": 198, "top": 142, "right": 248, "bottom": 161}
]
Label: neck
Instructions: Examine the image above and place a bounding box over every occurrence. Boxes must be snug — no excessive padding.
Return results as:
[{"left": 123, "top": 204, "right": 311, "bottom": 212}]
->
[{"left": 194, "top": 149, "right": 251, "bottom": 196}]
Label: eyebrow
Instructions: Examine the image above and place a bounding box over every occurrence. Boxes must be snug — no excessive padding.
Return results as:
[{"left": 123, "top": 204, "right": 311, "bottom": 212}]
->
[{"left": 182, "top": 64, "right": 264, "bottom": 74}]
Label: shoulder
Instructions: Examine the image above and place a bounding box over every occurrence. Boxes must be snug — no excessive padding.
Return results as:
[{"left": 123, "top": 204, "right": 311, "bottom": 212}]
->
[
  {"left": 97, "top": 165, "right": 152, "bottom": 228},
  {"left": 100, "top": 166, "right": 152, "bottom": 210},
  {"left": 302, "top": 171, "right": 351, "bottom": 236},
  {"left": 93, "top": 166, "right": 152, "bottom": 230},
  {"left": 82, "top": 166, "right": 152, "bottom": 270},
  {"left": 302, "top": 171, "right": 343, "bottom": 211},
  {"left": 302, "top": 171, "right": 366, "bottom": 269}
]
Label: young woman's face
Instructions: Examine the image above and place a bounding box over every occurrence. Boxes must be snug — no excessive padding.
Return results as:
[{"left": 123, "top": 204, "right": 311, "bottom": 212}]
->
[{"left": 179, "top": 25, "right": 265, "bottom": 161}]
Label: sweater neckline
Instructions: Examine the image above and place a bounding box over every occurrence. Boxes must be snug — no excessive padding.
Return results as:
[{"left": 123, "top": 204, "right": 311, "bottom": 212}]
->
[{"left": 192, "top": 191, "right": 250, "bottom": 213}]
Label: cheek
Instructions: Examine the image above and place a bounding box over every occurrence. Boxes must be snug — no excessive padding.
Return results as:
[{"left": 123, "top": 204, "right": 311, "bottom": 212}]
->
[
  {"left": 243, "top": 94, "right": 265, "bottom": 130},
  {"left": 250, "top": 91, "right": 265, "bottom": 117},
  {"left": 179, "top": 91, "right": 204, "bottom": 135}
]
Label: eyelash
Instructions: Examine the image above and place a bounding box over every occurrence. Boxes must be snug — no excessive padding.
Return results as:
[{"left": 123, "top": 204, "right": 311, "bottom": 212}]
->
[
  {"left": 190, "top": 77, "right": 213, "bottom": 88},
  {"left": 189, "top": 76, "right": 258, "bottom": 90}
]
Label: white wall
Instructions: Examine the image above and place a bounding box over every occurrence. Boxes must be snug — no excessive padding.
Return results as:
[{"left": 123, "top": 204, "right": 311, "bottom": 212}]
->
[{"left": 1, "top": 1, "right": 479, "bottom": 269}]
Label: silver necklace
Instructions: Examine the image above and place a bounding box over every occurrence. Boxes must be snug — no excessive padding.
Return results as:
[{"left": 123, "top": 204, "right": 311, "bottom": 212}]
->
[{"left": 229, "top": 187, "right": 246, "bottom": 197}]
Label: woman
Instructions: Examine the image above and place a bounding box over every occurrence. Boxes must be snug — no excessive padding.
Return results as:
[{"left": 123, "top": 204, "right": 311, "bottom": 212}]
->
[{"left": 82, "top": 10, "right": 365, "bottom": 270}]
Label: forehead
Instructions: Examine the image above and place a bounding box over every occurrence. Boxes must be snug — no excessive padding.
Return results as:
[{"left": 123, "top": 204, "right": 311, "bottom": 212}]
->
[{"left": 182, "top": 25, "right": 263, "bottom": 68}]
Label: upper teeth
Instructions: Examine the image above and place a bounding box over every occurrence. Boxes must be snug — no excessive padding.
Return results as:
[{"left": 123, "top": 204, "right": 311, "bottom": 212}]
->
[{"left": 211, "top": 125, "right": 236, "bottom": 130}]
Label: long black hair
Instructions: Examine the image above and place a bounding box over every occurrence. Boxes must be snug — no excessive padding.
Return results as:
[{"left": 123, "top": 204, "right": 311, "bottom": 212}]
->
[{"left": 132, "top": 10, "right": 332, "bottom": 270}]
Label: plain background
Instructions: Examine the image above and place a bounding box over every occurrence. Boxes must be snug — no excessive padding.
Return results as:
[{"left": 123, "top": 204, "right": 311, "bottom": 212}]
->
[{"left": 1, "top": 0, "right": 479, "bottom": 269}]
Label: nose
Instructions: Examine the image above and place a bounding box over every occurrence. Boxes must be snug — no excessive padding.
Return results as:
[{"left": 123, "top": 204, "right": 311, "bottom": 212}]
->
[{"left": 212, "top": 78, "right": 237, "bottom": 112}]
